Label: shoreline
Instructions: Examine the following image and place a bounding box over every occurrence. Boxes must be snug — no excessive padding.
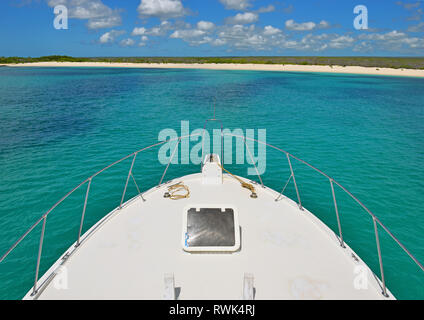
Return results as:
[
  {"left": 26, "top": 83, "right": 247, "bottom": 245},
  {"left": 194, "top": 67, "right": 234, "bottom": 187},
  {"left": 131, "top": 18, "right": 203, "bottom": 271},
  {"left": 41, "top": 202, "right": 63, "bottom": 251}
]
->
[{"left": 5, "top": 61, "right": 424, "bottom": 77}]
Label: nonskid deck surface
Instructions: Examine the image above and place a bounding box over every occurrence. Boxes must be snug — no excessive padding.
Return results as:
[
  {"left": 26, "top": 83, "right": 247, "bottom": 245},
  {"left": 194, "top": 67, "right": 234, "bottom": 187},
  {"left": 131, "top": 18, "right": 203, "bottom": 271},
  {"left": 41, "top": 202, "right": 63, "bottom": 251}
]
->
[{"left": 28, "top": 173, "right": 392, "bottom": 300}]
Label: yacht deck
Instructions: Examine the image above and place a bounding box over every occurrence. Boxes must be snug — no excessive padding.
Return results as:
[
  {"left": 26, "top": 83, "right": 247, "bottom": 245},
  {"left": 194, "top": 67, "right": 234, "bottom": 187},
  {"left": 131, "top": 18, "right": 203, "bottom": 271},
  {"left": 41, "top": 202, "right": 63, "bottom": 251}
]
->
[{"left": 24, "top": 173, "right": 392, "bottom": 300}]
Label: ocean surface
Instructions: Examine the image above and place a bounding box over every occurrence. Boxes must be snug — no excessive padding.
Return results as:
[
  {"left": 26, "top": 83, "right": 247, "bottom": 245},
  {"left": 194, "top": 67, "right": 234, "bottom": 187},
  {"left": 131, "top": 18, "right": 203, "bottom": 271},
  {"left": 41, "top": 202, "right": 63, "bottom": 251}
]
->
[{"left": 0, "top": 67, "right": 423, "bottom": 299}]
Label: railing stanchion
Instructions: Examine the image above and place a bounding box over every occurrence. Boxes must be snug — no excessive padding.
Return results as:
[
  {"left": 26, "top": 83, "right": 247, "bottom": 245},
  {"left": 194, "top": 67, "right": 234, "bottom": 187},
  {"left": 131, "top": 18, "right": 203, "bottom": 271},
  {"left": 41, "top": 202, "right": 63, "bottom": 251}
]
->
[
  {"left": 131, "top": 173, "right": 146, "bottom": 202},
  {"left": 275, "top": 174, "right": 292, "bottom": 202},
  {"left": 286, "top": 153, "right": 303, "bottom": 210},
  {"left": 330, "top": 178, "right": 345, "bottom": 248},
  {"left": 76, "top": 178, "right": 92, "bottom": 246},
  {"left": 244, "top": 136, "right": 264, "bottom": 187},
  {"left": 373, "top": 217, "right": 389, "bottom": 297},
  {"left": 120, "top": 153, "right": 137, "bottom": 209},
  {"left": 159, "top": 138, "right": 180, "bottom": 186},
  {"left": 31, "top": 216, "right": 47, "bottom": 296},
  {"left": 221, "top": 126, "right": 224, "bottom": 170}
]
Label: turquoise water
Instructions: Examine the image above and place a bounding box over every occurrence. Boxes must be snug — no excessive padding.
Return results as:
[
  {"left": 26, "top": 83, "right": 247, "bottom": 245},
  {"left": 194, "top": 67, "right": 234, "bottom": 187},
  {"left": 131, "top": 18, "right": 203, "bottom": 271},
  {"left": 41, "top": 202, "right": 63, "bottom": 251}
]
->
[{"left": 0, "top": 67, "right": 423, "bottom": 299}]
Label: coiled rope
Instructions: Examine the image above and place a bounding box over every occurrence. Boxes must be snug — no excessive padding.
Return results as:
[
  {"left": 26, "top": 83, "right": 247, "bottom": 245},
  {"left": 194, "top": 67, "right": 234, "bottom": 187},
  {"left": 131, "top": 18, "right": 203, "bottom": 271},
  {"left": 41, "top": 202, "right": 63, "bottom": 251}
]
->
[
  {"left": 163, "top": 166, "right": 257, "bottom": 199},
  {"left": 163, "top": 181, "right": 190, "bottom": 200},
  {"left": 218, "top": 164, "right": 257, "bottom": 198}
]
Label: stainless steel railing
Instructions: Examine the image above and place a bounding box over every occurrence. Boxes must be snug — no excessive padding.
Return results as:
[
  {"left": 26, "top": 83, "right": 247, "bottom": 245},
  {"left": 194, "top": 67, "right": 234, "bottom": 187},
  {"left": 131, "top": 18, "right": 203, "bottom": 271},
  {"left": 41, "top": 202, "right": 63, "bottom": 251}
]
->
[
  {"left": 0, "top": 132, "right": 423, "bottom": 298},
  {"left": 228, "top": 133, "right": 424, "bottom": 298}
]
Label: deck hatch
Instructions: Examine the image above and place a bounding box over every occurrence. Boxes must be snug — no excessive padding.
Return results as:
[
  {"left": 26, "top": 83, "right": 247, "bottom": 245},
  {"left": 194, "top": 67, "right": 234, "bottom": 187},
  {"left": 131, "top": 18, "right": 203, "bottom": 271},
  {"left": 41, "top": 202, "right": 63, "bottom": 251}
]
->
[{"left": 182, "top": 206, "right": 240, "bottom": 252}]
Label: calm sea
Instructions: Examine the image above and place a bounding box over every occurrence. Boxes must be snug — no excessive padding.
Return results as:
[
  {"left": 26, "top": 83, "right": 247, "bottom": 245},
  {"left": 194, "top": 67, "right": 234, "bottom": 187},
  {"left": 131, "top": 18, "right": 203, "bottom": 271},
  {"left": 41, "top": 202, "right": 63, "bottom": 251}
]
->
[{"left": 0, "top": 67, "right": 423, "bottom": 299}]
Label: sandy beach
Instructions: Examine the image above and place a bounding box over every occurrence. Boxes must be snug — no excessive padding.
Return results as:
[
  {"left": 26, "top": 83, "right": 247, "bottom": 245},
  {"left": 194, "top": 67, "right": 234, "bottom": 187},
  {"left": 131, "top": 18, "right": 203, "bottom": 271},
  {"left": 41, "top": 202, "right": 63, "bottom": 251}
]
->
[{"left": 5, "top": 61, "right": 424, "bottom": 77}]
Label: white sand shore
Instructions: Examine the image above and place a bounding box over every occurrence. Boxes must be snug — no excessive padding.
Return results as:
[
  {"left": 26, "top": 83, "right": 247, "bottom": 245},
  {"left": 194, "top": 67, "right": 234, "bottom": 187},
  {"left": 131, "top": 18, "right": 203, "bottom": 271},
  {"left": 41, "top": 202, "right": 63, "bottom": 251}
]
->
[{"left": 5, "top": 61, "right": 424, "bottom": 78}]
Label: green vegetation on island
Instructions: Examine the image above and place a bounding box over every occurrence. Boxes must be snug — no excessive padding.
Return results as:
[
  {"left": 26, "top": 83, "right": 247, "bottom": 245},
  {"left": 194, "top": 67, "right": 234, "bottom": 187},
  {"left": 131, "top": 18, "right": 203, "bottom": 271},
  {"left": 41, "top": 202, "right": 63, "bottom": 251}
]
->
[{"left": 1, "top": 55, "right": 424, "bottom": 69}]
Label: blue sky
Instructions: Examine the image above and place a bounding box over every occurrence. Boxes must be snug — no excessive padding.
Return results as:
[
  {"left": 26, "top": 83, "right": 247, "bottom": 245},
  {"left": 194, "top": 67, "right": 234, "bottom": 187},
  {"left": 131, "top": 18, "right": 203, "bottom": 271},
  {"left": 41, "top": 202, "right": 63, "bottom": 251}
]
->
[{"left": 1, "top": 0, "right": 424, "bottom": 56}]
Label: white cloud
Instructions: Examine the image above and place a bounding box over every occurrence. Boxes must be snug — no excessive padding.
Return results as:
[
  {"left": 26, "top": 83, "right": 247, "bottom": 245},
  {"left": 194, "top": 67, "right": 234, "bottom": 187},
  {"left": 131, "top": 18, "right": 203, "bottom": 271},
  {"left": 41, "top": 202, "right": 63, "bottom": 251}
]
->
[
  {"left": 395, "top": 1, "right": 420, "bottom": 10},
  {"left": 118, "top": 4, "right": 423, "bottom": 54},
  {"left": 329, "top": 35, "right": 354, "bottom": 49},
  {"left": 147, "top": 20, "right": 173, "bottom": 35},
  {"left": 212, "top": 38, "right": 227, "bottom": 46},
  {"left": 87, "top": 15, "right": 121, "bottom": 29},
  {"left": 132, "top": 21, "right": 173, "bottom": 37},
  {"left": 120, "top": 38, "right": 135, "bottom": 47},
  {"left": 220, "top": 25, "right": 267, "bottom": 49},
  {"left": 191, "top": 36, "right": 213, "bottom": 45},
  {"left": 226, "top": 12, "right": 258, "bottom": 24},
  {"left": 138, "top": 35, "right": 149, "bottom": 47},
  {"left": 357, "top": 30, "right": 424, "bottom": 51},
  {"left": 137, "top": 0, "right": 187, "bottom": 19},
  {"left": 285, "top": 19, "right": 315, "bottom": 31},
  {"left": 407, "top": 22, "right": 424, "bottom": 32},
  {"left": 99, "top": 30, "right": 125, "bottom": 43},
  {"left": 318, "top": 20, "right": 330, "bottom": 29},
  {"left": 132, "top": 27, "right": 147, "bottom": 35},
  {"left": 197, "top": 21, "right": 215, "bottom": 31},
  {"left": 171, "top": 20, "right": 270, "bottom": 47},
  {"left": 402, "top": 37, "right": 424, "bottom": 48},
  {"left": 170, "top": 29, "right": 206, "bottom": 39},
  {"left": 167, "top": 20, "right": 394, "bottom": 53},
  {"left": 211, "top": 24, "right": 287, "bottom": 50},
  {"left": 359, "top": 30, "right": 407, "bottom": 41},
  {"left": 285, "top": 19, "right": 330, "bottom": 31},
  {"left": 169, "top": 28, "right": 213, "bottom": 46},
  {"left": 353, "top": 41, "right": 373, "bottom": 53},
  {"left": 47, "top": 0, "right": 121, "bottom": 29},
  {"left": 395, "top": 1, "right": 423, "bottom": 21},
  {"left": 219, "top": 0, "right": 251, "bottom": 11},
  {"left": 256, "top": 5, "right": 275, "bottom": 13},
  {"left": 242, "top": 34, "right": 267, "bottom": 47},
  {"left": 263, "top": 25, "right": 282, "bottom": 35},
  {"left": 99, "top": 33, "right": 111, "bottom": 44}
]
